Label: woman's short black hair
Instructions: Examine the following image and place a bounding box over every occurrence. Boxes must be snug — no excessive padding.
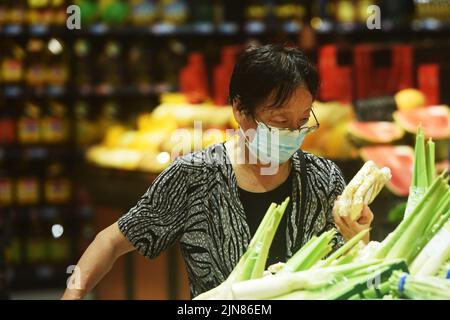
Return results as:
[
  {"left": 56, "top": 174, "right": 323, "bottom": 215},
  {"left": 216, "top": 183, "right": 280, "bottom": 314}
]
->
[{"left": 228, "top": 44, "right": 319, "bottom": 115}]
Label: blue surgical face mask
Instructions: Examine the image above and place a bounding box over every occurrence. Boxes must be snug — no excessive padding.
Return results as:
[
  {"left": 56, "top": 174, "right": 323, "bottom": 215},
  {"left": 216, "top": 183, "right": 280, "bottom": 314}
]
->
[{"left": 241, "top": 120, "right": 307, "bottom": 164}]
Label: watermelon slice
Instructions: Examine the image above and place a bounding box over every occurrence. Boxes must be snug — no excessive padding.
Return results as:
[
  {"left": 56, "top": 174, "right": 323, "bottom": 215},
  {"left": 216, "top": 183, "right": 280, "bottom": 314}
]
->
[
  {"left": 393, "top": 105, "right": 450, "bottom": 139},
  {"left": 360, "top": 145, "right": 414, "bottom": 197},
  {"left": 347, "top": 121, "right": 405, "bottom": 144}
]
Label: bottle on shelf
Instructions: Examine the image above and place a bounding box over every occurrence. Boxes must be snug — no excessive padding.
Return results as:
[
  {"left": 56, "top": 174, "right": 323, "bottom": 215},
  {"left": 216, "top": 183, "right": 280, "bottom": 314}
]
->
[
  {"left": 25, "top": 39, "right": 47, "bottom": 89},
  {"left": 335, "top": 0, "right": 357, "bottom": 28},
  {"left": 27, "top": 0, "right": 52, "bottom": 26},
  {"left": 127, "top": 42, "right": 153, "bottom": 92},
  {"left": 18, "top": 101, "right": 41, "bottom": 145},
  {"left": 73, "top": 39, "right": 94, "bottom": 94},
  {"left": 356, "top": 0, "right": 374, "bottom": 25},
  {"left": 274, "top": 0, "right": 306, "bottom": 31},
  {"left": 1, "top": 41, "right": 25, "bottom": 86},
  {"left": 160, "top": 0, "right": 189, "bottom": 27},
  {"left": 6, "top": 0, "right": 26, "bottom": 25},
  {"left": 244, "top": 0, "right": 270, "bottom": 33},
  {"left": 50, "top": 0, "right": 67, "bottom": 26},
  {"left": 16, "top": 161, "right": 41, "bottom": 206},
  {"left": 130, "top": 0, "right": 158, "bottom": 26},
  {"left": 74, "top": 0, "right": 99, "bottom": 26},
  {"left": 0, "top": 2, "right": 7, "bottom": 26},
  {"left": 41, "top": 100, "right": 70, "bottom": 144},
  {"left": 99, "top": 0, "right": 130, "bottom": 26},
  {"left": 310, "top": 0, "right": 335, "bottom": 32},
  {"left": 46, "top": 38, "right": 68, "bottom": 88},
  {"left": 44, "top": 162, "right": 71, "bottom": 205},
  {"left": 74, "top": 101, "right": 98, "bottom": 146},
  {"left": 97, "top": 101, "right": 121, "bottom": 139},
  {"left": 96, "top": 41, "right": 123, "bottom": 94}
]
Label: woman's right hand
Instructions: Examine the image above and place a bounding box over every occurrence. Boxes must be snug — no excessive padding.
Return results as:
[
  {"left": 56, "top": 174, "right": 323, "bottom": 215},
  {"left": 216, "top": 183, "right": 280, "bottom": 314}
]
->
[{"left": 61, "top": 222, "right": 135, "bottom": 300}]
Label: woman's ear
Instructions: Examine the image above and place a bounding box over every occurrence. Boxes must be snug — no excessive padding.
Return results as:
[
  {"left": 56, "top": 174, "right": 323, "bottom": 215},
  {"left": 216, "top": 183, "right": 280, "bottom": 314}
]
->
[{"left": 231, "top": 98, "right": 245, "bottom": 127}]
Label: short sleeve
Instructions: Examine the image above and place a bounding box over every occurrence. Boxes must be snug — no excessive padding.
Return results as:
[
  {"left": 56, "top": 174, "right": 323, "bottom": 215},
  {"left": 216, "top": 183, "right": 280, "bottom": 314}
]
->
[
  {"left": 325, "top": 160, "right": 346, "bottom": 250},
  {"left": 118, "top": 158, "right": 188, "bottom": 259}
]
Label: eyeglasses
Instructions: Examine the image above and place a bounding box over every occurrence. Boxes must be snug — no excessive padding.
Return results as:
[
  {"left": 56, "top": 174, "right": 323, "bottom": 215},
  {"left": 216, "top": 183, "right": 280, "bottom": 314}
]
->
[{"left": 255, "top": 108, "right": 320, "bottom": 135}]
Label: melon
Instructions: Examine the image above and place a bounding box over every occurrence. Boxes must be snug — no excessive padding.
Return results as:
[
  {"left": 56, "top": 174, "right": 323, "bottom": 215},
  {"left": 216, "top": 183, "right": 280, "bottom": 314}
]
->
[
  {"left": 360, "top": 145, "right": 414, "bottom": 197},
  {"left": 394, "top": 88, "right": 426, "bottom": 111},
  {"left": 347, "top": 121, "right": 405, "bottom": 145},
  {"left": 393, "top": 105, "right": 450, "bottom": 139}
]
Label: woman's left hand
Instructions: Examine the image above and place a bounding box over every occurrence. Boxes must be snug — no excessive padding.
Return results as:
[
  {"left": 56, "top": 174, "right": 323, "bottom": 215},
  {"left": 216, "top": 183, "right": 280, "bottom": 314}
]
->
[{"left": 332, "top": 201, "right": 374, "bottom": 244}]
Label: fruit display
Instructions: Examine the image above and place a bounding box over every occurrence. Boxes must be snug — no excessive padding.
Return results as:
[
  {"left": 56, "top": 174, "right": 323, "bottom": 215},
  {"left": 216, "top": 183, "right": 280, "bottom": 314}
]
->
[
  {"left": 302, "top": 101, "right": 358, "bottom": 160},
  {"left": 347, "top": 121, "right": 405, "bottom": 145},
  {"left": 394, "top": 88, "right": 426, "bottom": 112},
  {"left": 393, "top": 105, "right": 450, "bottom": 161},
  {"left": 86, "top": 93, "right": 235, "bottom": 172},
  {"left": 393, "top": 105, "right": 450, "bottom": 140}
]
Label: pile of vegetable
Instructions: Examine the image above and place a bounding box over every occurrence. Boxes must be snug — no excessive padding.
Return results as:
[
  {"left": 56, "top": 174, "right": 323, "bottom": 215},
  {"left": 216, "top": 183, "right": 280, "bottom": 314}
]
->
[
  {"left": 335, "top": 160, "right": 391, "bottom": 221},
  {"left": 195, "top": 127, "right": 449, "bottom": 300}
]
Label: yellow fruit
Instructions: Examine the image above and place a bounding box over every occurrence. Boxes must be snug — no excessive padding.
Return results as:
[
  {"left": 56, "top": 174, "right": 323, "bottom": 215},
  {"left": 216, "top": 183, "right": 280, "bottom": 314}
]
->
[
  {"left": 394, "top": 88, "right": 426, "bottom": 111},
  {"left": 103, "top": 125, "right": 126, "bottom": 148}
]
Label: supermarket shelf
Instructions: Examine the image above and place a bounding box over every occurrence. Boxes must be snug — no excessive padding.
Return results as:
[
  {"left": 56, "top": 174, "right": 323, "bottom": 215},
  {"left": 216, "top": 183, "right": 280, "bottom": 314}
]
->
[
  {"left": 3, "top": 204, "right": 74, "bottom": 213},
  {"left": 0, "top": 145, "right": 77, "bottom": 161},
  {"left": 0, "top": 84, "right": 176, "bottom": 99},
  {"left": 2, "top": 22, "right": 450, "bottom": 38},
  {"left": 1, "top": 85, "right": 67, "bottom": 99},
  {"left": 0, "top": 23, "right": 239, "bottom": 38}
]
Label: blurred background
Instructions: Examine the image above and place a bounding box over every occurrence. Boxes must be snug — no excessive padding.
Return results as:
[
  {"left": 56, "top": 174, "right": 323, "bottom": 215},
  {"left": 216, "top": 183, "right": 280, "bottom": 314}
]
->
[{"left": 0, "top": 0, "right": 449, "bottom": 300}]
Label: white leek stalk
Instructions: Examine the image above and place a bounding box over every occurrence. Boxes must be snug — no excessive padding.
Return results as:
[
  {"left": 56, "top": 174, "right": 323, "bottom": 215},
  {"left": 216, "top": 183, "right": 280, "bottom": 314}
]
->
[{"left": 410, "top": 219, "right": 450, "bottom": 276}]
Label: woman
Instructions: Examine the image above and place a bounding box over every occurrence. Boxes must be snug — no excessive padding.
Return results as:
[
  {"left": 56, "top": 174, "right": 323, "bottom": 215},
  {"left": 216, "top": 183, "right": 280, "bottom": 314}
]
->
[{"left": 62, "top": 44, "right": 373, "bottom": 300}]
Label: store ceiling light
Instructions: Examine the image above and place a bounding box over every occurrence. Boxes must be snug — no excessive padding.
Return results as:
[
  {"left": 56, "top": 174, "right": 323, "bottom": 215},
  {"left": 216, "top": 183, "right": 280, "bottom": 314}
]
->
[
  {"left": 48, "top": 38, "right": 63, "bottom": 54},
  {"left": 51, "top": 224, "right": 64, "bottom": 238}
]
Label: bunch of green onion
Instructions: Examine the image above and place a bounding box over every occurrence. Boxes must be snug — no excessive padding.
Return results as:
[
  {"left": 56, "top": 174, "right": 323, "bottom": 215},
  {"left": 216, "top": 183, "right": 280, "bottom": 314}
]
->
[
  {"left": 410, "top": 219, "right": 450, "bottom": 276},
  {"left": 232, "top": 259, "right": 406, "bottom": 300},
  {"left": 389, "top": 271, "right": 450, "bottom": 300},
  {"left": 373, "top": 170, "right": 449, "bottom": 264},
  {"left": 405, "top": 125, "right": 436, "bottom": 217},
  {"left": 194, "top": 197, "right": 290, "bottom": 300}
]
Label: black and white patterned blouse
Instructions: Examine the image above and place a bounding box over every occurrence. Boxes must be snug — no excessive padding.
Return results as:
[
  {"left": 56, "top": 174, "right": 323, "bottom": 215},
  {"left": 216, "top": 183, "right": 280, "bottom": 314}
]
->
[{"left": 118, "top": 143, "right": 346, "bottom": 298}]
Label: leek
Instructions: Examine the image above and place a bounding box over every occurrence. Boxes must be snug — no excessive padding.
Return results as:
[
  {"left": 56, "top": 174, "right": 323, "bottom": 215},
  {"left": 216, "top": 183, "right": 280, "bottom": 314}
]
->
[
  {"left": 321, "top": 229, "right": 370, "bottom": 267},
  {"left": 233, "top": 260, "right": 382, "bottom": 300},
  {"left": 273, "top": 259, "right": 406, "bottom": 300},
  {"left": 426, "top": 138, "right": 436, "bottom": 185},
  {"left": 281, "top": 229, "right": 336, "bottom": 273},
  {"left": 390, "top": 271, "right": 450, "bottom": 300},
  {"left": 410, "top": 219, "right": 450, "bottom": 276},
  {"left": 405, "top": 125, "right": 429, "bottom": 217},
  {"left": 374, "top": 171, "right": 449, "bottom": 263},
  {"left": 235, "top": 197, "right": 289, "bottom": 281},
  {"left": 194, "top": 197, "right": 290, "bottom": 300}
]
